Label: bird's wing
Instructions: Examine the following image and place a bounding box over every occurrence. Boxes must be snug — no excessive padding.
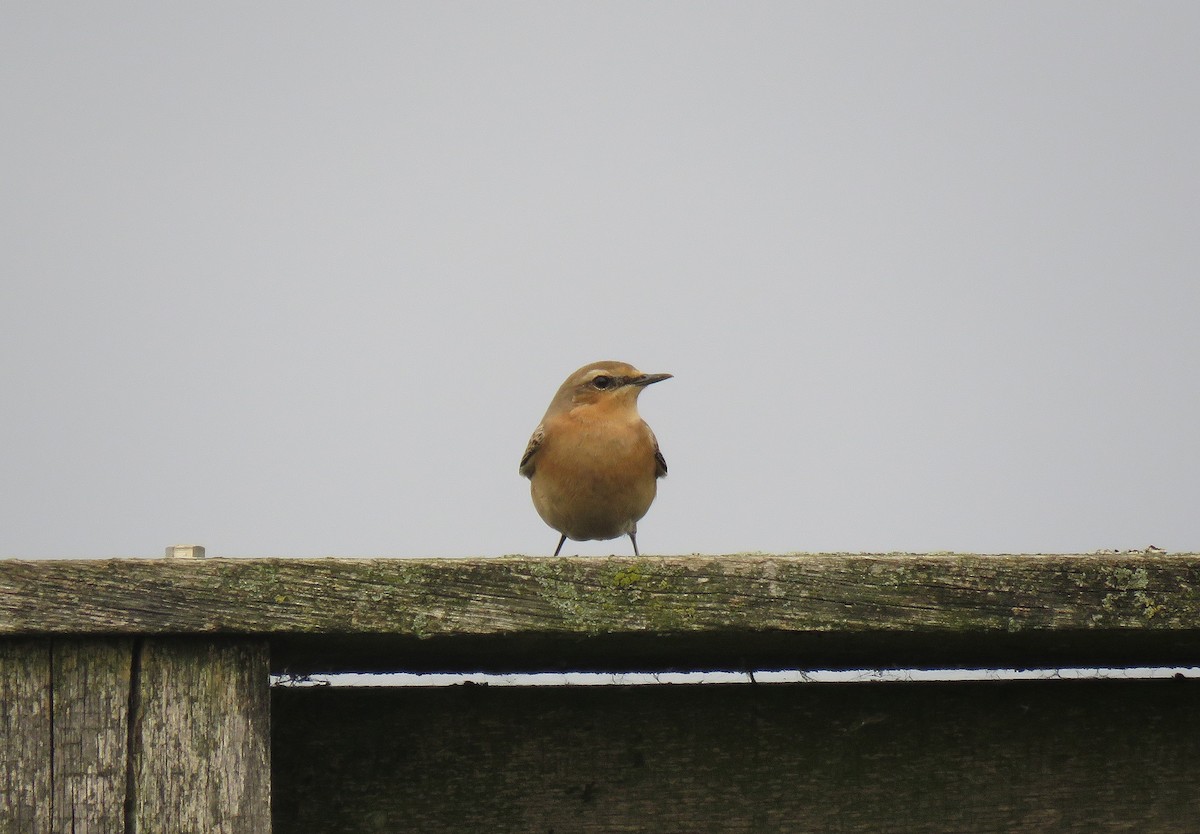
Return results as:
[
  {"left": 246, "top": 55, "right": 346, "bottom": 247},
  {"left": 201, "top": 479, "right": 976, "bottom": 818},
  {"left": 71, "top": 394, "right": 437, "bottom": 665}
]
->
[
  {"left": 519, "top": 424, "right": 545, "bottom": 478},
  {"left": 649, "top": 426, "right": 667, "bottom": 478}
]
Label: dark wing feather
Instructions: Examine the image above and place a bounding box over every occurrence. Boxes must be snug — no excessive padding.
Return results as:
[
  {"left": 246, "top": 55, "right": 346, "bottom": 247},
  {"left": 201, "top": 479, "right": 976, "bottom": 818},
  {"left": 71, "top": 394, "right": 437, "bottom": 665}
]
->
[
  {"left": 519, "top": 425, "right": 544, "bottom": 478},
  {"left": 650, "top": 427, "right": 667, "bottom": 478}
]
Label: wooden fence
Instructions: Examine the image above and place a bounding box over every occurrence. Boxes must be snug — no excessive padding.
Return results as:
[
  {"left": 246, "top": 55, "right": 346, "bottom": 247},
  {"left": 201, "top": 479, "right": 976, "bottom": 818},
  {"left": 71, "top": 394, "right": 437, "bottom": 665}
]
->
[{"left": 2, "top": 552, "right": 1199, "bottom": 832}]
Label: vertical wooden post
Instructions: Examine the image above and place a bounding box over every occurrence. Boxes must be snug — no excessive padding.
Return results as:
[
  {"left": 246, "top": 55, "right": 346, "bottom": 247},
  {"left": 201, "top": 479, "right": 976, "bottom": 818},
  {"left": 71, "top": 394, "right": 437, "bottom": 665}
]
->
[
  {"left": 51, "top": 639, "right": 134, "bottom": 833},
  {"left": 131, "top": 638, "right": 271, "bottom": 833},
  {"left": 0, "top": 640, "right": 51, "bottom": 834}
]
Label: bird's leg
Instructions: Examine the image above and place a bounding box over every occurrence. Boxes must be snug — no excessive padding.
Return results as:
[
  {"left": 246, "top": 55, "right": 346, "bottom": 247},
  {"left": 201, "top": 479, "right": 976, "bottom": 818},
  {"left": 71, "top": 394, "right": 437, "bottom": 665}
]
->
[
  {"left": 553, "top": 533, "right": 567, "bottom": 557},
  {"left": 629, "top": 532, "right": 640, "bottom": 557}
]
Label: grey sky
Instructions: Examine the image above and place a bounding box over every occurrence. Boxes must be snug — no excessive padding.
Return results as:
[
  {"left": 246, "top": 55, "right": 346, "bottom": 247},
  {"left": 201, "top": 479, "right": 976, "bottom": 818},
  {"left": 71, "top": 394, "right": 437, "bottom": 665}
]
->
[{"left": 2, "top": 3, "right": 1197, "bottom": 558}]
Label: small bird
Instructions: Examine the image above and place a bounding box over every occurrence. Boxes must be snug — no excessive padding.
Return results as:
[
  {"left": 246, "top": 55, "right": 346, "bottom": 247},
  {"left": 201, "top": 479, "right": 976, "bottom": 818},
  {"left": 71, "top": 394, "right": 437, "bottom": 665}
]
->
[{"left": 520, "top": 360, "right": 671, "bottom": 557}]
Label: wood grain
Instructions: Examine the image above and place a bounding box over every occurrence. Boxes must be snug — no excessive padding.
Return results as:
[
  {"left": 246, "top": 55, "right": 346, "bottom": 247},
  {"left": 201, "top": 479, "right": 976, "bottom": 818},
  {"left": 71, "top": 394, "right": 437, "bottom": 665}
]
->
[
  {"left": 2, "top": 554, "right": 1199, "bottom": 673},
  {"left": 0, "top": 640, "right": 51, "bottom": 834},
  {"left": 131, "top": 639, "right": 271, "bottom": 834},
  {"left": 273, "top": 678, "right": 1200, "bottom": 833},
  {"left": 51, "top": 639, "right": 133, "bottom": 834},
  {"left": 3, "top": 554, "right": 1196, "bottom": 635},
  {"left": 5, "top": 556, "right": 1200, "bottom": 833}
]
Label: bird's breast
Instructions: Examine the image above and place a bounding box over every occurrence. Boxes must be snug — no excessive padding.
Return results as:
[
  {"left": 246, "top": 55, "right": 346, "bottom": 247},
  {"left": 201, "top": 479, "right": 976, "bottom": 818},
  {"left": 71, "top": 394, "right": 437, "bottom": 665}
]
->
[
  {"left": 543, "top": 413, "right": 657, "bottom": 477},
  {"left": 529, "top": 413, "right": 660, "bottom": 540}
]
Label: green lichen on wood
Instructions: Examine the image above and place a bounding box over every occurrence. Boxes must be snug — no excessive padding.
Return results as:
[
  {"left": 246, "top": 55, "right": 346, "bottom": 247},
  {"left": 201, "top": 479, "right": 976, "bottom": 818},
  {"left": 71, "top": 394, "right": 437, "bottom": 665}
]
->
[
  {"left": 2, "top": 553, "right": 1200, "bottom": 639},
  {"left": 516, "top": 557, "right": 708, "bottom": 637}
]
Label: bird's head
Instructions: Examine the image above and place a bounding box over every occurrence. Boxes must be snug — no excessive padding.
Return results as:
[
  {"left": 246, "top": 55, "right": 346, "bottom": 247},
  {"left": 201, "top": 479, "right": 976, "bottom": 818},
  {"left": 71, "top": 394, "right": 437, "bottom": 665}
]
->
[{"left": 548, "top": 360, "right": 672, "bottom": 416}]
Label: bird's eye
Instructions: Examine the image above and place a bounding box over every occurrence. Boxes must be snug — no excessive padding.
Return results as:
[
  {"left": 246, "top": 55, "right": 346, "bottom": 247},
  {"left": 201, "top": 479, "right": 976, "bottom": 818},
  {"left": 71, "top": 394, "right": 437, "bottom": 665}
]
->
[{"left": 592, "top": 375, "right": 612, "bottom": 389}]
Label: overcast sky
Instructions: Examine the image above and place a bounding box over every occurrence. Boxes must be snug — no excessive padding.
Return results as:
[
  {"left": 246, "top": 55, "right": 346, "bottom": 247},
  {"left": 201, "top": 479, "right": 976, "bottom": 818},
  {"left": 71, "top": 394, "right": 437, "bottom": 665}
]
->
[{"left": 2, "top": 3, "right": 1197, "bottom": 559}]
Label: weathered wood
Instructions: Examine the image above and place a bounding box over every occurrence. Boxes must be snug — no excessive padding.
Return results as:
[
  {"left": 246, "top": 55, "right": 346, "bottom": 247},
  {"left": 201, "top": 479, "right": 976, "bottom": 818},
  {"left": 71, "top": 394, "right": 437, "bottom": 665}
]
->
[
  {"left": 50, "top": 639, "right": 133, "bottom": 834},
  {"left": 4, "top": 557, "right": 1199, "bottom": 832},
  {"left": 132, "top": 639, "right": 271, "bottom": 834},
  {"left": 3, "top": 553, "right": 1194, "bottom": 635},
  {"left": 0, "top": 640, "right": 51, "bottom": 834},
  {"left": 2, "top": 555, "right": 1199, "bottom": 672},
  {"left": 273, "top": 678, "right": 1200, "bottom": 833},
  {"left": 2, "top": 638, "right": 270, "bottom": 833}
]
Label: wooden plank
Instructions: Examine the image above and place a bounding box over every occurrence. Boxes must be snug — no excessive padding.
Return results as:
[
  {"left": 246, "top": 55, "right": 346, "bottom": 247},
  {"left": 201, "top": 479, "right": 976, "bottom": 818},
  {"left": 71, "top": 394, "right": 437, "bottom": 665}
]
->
[
  {"left": 131, "top": 638, "right": 271, "bottom": 834},
  {"left": 2, "top": 555, "right": 1200, "bottom": 673},
  {"left": 273, "top": 678, "right": 1200, "bottom": 833},
  {"left": 0, "top": 640, "right": 51, "bottom": 834},
  {"left": 51, "top": 639, "right": 133, "bottom": 834},
  {"left": 3, "top": 554, "right": 1196, "bottom": 636}
]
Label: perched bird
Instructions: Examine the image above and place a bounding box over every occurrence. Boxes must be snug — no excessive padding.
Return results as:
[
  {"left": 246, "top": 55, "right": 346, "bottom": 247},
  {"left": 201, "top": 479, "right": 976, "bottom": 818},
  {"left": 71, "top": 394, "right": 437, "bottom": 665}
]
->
[{"left": 520, "top": 360, "right": 671, "bottom": 556}]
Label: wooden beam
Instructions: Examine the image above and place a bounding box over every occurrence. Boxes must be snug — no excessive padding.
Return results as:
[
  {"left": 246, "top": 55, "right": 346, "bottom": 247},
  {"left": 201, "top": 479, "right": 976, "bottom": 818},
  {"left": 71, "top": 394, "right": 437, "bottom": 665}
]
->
[
  {"left": 2, "top": 554, "right": 1199, "bottom": 673},
  {"left": 3, "top": 554, "right": 1196, "bottom": 634}
]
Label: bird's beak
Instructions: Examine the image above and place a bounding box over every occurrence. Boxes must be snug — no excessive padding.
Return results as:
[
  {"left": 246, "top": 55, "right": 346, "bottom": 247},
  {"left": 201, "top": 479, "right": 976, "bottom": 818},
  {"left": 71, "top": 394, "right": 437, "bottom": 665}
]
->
[{"left": 630, "top": 373, "right": 672, "bottom": 387}]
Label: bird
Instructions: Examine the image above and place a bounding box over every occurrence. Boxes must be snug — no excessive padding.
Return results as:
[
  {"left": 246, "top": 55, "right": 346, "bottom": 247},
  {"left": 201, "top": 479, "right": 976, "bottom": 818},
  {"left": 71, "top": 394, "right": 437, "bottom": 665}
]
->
[{"left": 520, "top": 360, "right": 671, "bottom": 557}]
